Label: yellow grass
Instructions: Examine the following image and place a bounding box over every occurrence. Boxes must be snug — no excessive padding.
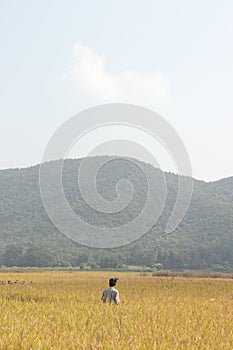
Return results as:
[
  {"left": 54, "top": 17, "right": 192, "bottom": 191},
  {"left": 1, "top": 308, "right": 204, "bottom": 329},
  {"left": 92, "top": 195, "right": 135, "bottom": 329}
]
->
[{"left": 0, "top": 271, "right": 232, "bottom": 349}]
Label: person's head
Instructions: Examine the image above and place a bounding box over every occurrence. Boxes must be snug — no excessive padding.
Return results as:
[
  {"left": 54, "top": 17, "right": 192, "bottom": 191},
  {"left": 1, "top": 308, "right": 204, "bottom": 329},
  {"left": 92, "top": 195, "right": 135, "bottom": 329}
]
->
[{"left": 109, "top": 277, "right": 118, "bottom": 287}]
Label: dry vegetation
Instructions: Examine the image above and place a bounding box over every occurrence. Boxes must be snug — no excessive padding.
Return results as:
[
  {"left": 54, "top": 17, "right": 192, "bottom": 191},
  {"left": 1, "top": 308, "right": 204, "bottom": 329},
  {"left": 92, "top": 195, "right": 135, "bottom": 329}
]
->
[{"left": 0, "top": 271, "right": 232, "bottom": 349}]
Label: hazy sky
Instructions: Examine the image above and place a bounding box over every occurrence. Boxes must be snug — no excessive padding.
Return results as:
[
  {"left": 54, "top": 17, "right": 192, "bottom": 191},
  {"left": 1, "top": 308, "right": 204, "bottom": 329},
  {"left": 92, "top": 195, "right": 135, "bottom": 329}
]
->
[{"left": 0, "top": 0, "right": 232, "bottom": 181}]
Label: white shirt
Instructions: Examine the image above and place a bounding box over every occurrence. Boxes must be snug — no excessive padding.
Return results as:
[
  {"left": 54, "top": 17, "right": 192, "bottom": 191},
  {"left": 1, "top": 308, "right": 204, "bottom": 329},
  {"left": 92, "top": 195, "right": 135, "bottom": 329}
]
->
[{"left": 101, "top": 287, "right": 120, "bottom": 304}]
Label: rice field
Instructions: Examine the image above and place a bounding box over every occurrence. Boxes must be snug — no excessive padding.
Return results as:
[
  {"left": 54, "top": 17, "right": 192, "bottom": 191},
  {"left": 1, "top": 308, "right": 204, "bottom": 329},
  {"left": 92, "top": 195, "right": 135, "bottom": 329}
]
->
[{"left": 0, "top": 271, "right": 232, "bottom": 349}]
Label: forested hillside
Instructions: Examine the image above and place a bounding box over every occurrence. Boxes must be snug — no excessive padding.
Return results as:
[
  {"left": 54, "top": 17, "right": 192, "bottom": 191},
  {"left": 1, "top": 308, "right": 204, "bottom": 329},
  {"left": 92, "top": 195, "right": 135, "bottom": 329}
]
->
[{"left": 0, "top": 157, "right": 233, "bottom": 271}]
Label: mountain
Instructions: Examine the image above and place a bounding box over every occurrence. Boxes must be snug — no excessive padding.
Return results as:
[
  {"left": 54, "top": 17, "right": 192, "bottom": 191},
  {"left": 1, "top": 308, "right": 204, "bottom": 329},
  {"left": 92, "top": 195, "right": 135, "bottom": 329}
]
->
[
  {"left": 209, "top": 177, "right": 233, "bottom": 202},
  {"left": 0, "top": 157, "right": 233, "bottom": 271}
]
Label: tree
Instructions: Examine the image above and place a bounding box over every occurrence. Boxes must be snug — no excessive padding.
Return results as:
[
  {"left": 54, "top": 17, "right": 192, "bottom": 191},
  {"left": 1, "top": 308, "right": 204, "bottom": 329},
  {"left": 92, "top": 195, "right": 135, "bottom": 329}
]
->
[{"left": 2, "top": 244, "right": 24, "bottom": 266}]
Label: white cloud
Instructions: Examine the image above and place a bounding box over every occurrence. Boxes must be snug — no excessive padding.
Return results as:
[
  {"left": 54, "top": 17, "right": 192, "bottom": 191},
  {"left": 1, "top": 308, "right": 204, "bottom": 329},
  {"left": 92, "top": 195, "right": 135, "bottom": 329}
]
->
[{"left": 61, "top": 42, "right": 174, "bottom": 106}]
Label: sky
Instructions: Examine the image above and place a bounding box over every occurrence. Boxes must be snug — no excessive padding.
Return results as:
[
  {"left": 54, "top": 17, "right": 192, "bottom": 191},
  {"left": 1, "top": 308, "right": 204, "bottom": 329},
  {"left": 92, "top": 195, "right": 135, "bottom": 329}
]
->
[{"left": 0, "top": 0, "right": 233, "bottom": 181}]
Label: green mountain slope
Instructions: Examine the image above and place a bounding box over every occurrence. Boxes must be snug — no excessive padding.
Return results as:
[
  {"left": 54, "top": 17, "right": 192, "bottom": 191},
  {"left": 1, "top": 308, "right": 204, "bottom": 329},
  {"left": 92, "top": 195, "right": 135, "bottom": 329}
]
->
[
  {"left": 0, "top": 158, "right": 233, "bottom": 271},
  {"left": 209, "top": 177, "right": 233, "bottom": 201}
]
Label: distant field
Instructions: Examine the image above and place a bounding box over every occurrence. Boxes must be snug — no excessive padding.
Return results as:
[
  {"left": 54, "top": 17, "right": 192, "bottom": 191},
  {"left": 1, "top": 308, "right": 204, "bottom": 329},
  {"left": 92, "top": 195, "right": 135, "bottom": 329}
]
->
[{"left": 0, "top": 272, "right": 232, "bottom": 349}]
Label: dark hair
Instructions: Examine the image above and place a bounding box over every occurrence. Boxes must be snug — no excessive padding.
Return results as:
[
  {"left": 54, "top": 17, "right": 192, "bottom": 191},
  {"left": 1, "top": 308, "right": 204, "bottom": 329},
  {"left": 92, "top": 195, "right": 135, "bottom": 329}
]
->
[{"left": 109, "top": 278, "right": 118, "bottom": 287}]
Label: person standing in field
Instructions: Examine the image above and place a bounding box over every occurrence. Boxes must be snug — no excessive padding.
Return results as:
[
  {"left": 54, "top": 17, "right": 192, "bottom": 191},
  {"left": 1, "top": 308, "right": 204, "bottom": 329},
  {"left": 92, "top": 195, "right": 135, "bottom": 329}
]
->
[{"left": 101, "top": 278, "right": 120, "bottom": 305}]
